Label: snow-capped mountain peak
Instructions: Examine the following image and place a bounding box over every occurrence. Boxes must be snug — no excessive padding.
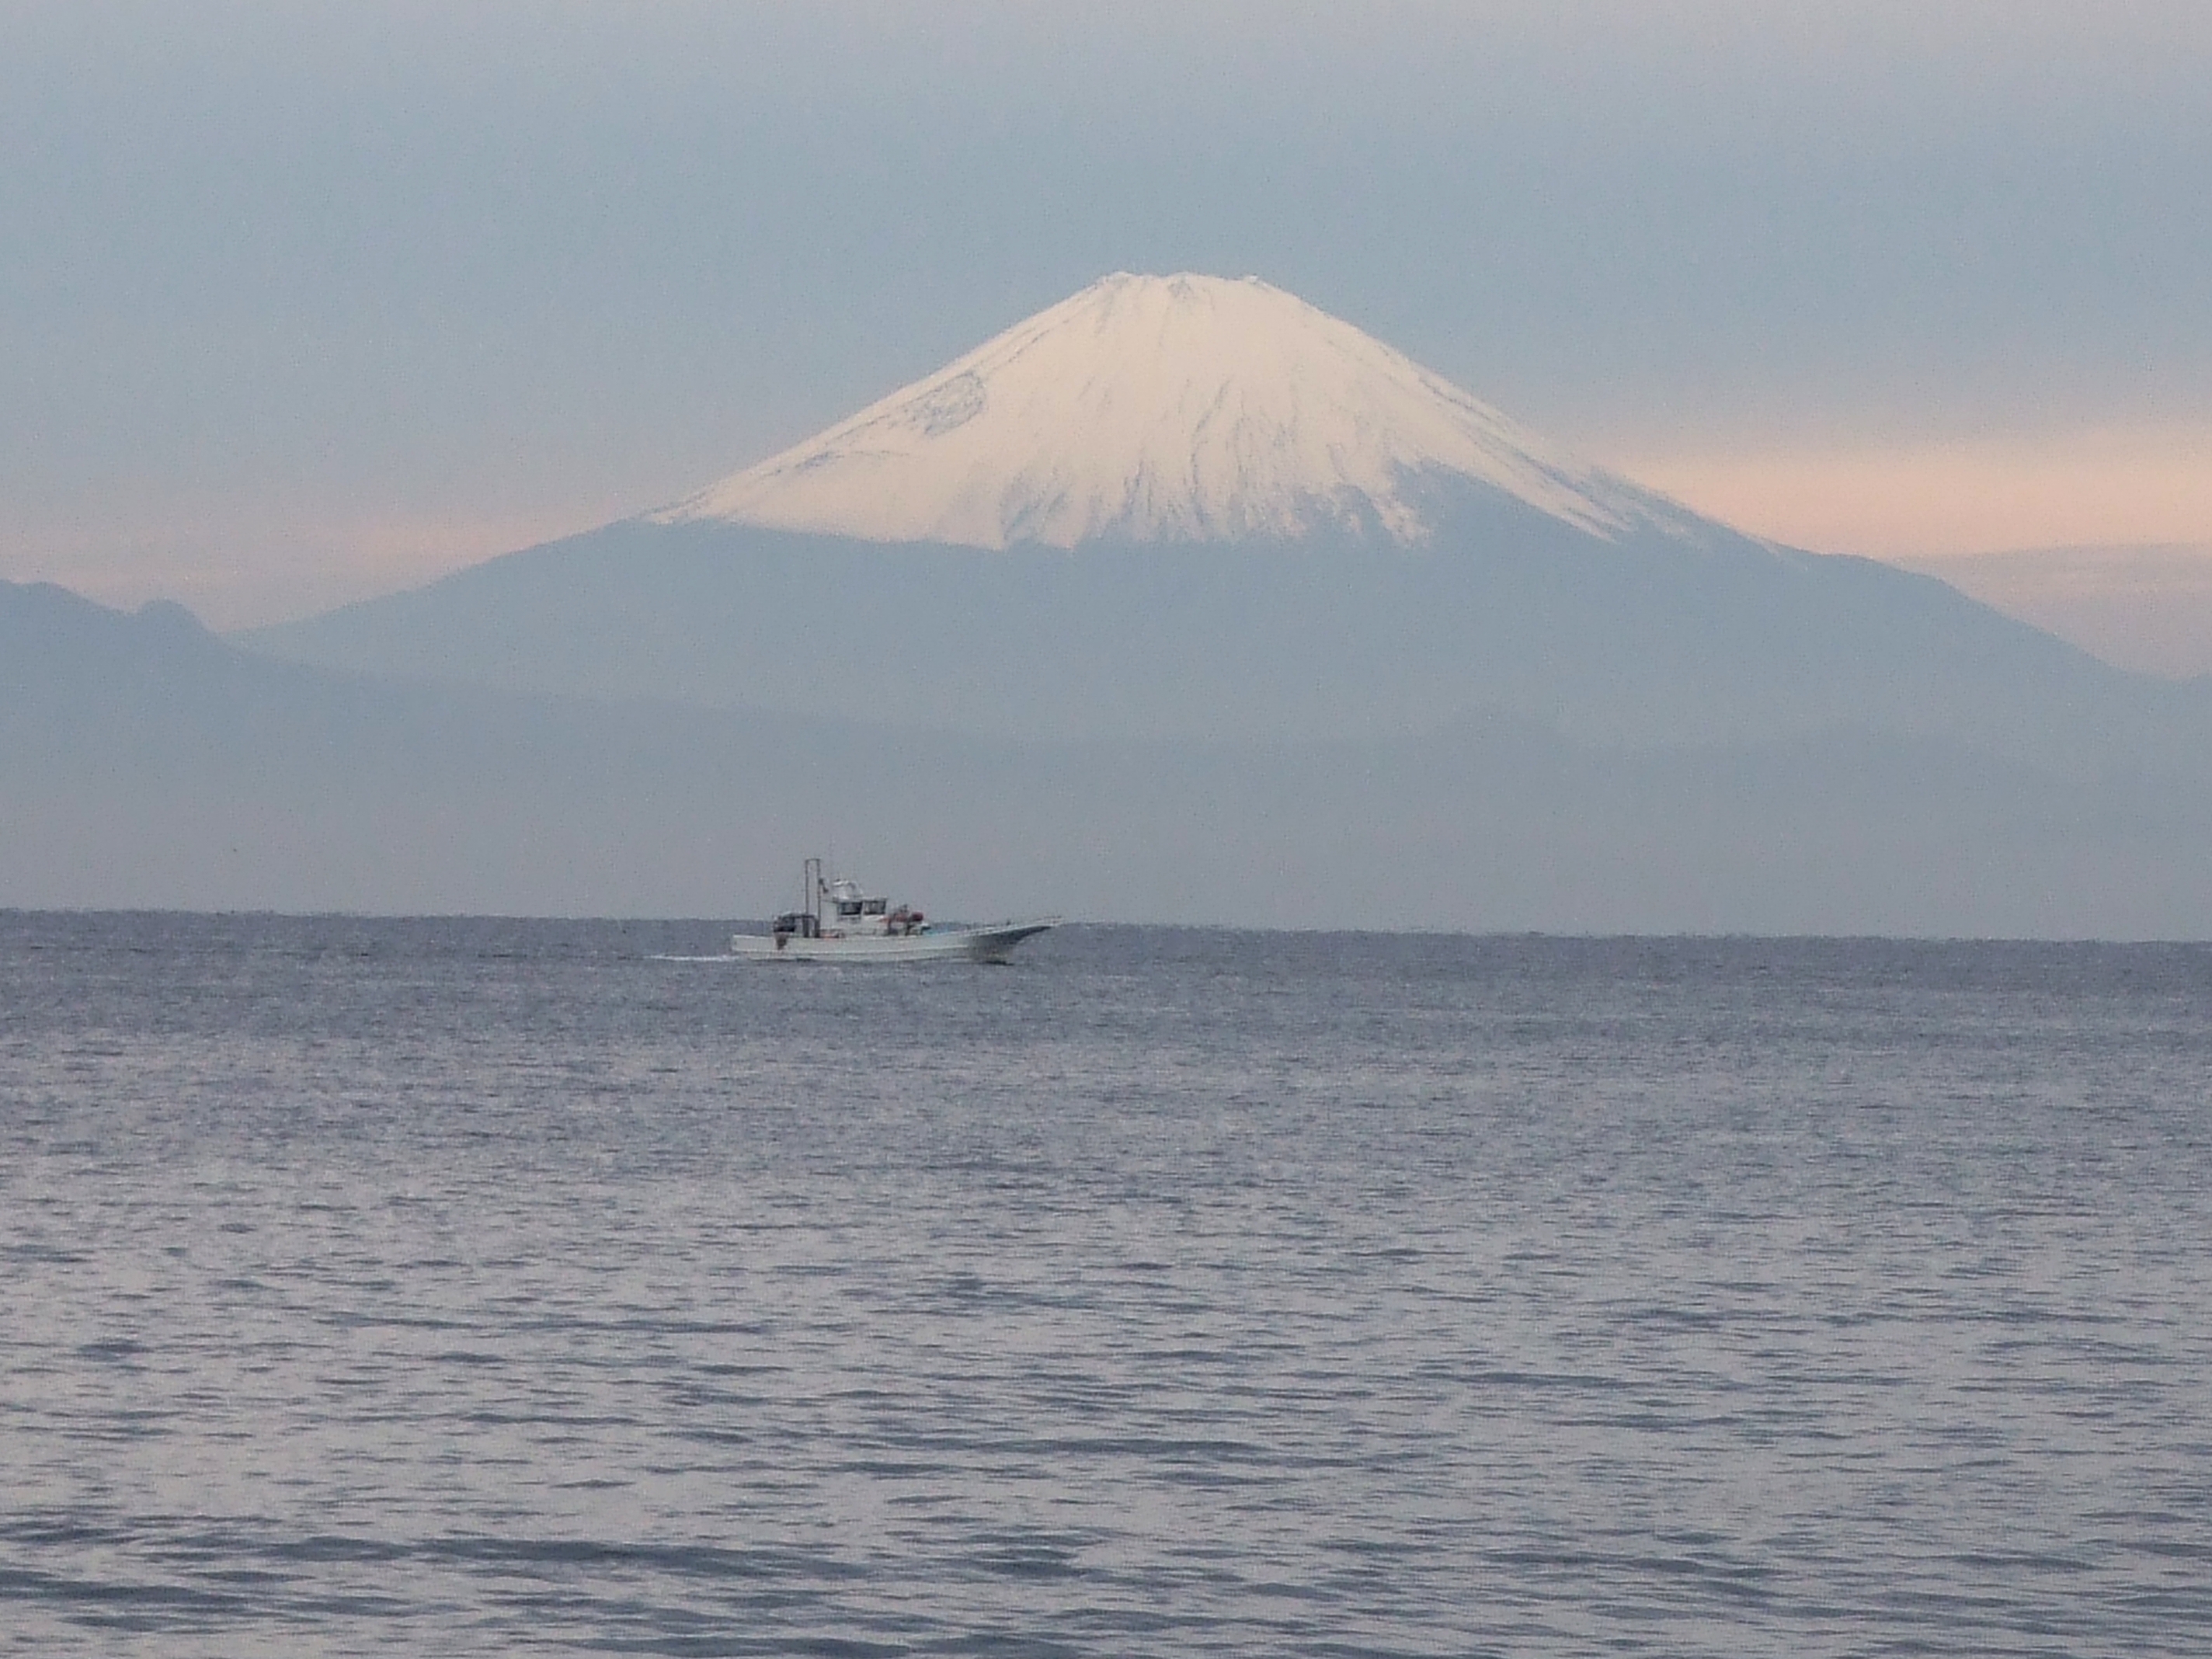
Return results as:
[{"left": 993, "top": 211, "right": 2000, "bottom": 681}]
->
[{"left": 656, "top": 272, "right": 1673, "bottom": 549}]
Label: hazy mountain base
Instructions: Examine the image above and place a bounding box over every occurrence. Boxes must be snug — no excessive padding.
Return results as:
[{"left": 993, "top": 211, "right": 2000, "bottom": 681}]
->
[
  {"left": 12, "top": 581, "right": 2210, "bottom": 935},
  {"left": 242, "top": 498, "right": 2211, "bottom": 771}
]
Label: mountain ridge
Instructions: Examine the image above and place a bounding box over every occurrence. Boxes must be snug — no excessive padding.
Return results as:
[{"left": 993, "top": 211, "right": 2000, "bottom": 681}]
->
[{"left": 16, "top": 577, "right": 2212, "bottom": 934}]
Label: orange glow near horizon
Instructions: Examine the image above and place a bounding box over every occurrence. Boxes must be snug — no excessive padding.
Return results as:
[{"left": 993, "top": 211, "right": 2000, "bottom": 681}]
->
[
  {"left": 8, "top": 426, "right": 2211, "bottom": 638},
  {"left": 1620, "top": 426, "right": 2212, "bottom": 559}
]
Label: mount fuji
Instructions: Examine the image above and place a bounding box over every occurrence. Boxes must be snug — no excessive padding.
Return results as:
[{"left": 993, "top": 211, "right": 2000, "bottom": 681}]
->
[
  {"left": 248, "top": 273, "right": 2191, "bottom": 761},
  {"left": 656, "top": 272, "right": 1695, "bottom": 550}
]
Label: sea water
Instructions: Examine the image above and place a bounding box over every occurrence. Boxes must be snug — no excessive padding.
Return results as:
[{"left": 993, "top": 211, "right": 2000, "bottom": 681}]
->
[{"left": 3, "top": 915, "right": 2208, "bottom": 1656}]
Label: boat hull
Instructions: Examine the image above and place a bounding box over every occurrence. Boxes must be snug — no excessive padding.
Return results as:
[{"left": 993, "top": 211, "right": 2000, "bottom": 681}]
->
[{"left": 729, "top": 920, "right": 1056, "bottom": 964}]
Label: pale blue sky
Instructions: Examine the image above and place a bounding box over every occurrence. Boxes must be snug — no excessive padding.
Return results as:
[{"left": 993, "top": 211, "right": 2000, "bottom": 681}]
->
[{"left": 4, "top": 1, "right": 2208, "bottom": 624}]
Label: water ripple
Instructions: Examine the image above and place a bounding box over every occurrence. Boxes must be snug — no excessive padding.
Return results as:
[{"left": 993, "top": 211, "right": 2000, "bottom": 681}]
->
[{"left": 2, "top": 918, "right": 2209, "bottom": 1654}]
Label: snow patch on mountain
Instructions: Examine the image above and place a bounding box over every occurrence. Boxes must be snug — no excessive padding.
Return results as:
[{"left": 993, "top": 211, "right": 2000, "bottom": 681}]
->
[{"left": 656, "top": 273, "right": 1691, "bottom": 550}]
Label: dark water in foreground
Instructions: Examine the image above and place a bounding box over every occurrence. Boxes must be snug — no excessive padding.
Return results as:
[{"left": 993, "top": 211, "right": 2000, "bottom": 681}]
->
[{"left": 3, "top": 916, "right": 2210, "bottom": 1657}]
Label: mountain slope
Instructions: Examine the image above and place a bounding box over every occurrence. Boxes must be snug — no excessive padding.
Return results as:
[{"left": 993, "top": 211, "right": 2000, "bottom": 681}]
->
[{"left": 245, "top": 508, "right": 2191, "bottom": 757}]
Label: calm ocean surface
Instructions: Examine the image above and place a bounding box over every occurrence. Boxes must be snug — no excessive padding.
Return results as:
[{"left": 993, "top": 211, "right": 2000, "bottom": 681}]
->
[{"left": 3, "top": 914, "right": 2209, "bottom": 1656}]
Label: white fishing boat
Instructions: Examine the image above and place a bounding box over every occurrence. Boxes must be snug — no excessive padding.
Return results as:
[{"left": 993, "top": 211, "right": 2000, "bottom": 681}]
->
[{"left": 731, "top": 860, "right": 1056, "bottom": 963}]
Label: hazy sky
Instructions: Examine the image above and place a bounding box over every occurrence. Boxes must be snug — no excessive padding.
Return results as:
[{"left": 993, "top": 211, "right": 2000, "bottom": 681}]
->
[{"left": 4, "top": 1, "right": 2209, "bottom": 627}]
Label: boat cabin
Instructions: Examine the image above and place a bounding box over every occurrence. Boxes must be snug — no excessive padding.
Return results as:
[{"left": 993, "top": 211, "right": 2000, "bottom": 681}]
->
[
  {"left": 824, "top": 876, "right": 927, "bottom": 937},
  {"left": 774, "top": 862, "right": 927, "bottom": 942}
]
